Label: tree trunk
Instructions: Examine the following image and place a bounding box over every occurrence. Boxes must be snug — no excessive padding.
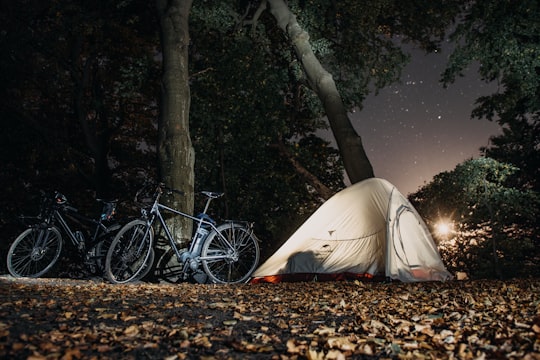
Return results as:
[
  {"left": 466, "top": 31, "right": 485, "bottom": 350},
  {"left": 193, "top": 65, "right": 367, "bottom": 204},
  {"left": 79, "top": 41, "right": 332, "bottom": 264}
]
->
[
  {"left": 156, "top": 0, "right": 195, "bottom": 244},
  {"left": 267, "top": 0, "right": 374, "bottom": 184}
]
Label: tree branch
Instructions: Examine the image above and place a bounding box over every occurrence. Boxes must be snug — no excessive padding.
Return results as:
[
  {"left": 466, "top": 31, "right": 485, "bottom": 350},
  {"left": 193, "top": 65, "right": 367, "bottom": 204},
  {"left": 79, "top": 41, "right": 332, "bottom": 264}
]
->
[
  {"left": 249, "top": 0, "right": 267, "bottom": 35},
  {"left": 272, "top": 140, "right": 333, "bottom": 200}
]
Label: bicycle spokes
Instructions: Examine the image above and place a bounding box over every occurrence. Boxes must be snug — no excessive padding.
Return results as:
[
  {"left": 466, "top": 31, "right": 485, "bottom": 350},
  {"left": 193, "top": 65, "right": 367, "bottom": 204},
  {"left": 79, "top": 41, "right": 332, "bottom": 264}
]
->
[
  {"left": 7, "top": 227, "right": 63, "bottom": 278},
  {"left": 201, "top": 223, "right": 259, "bottom": 284},
  {"left": 105, "top": 219, "right": 154, "bottom": 284}
]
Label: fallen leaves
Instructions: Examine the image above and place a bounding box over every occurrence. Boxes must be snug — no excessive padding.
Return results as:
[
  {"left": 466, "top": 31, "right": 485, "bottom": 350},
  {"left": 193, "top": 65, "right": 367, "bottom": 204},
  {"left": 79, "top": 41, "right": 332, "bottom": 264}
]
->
[{"left": 0, "top": 276, "right": 539, "bottom": 359}]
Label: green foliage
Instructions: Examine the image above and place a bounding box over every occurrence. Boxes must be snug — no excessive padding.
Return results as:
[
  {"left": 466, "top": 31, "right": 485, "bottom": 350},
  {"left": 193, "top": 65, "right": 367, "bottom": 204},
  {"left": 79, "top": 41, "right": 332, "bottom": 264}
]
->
[
  {"left": 482, "top": 115, "right": 540, "bottom": 192},
  {"left": 441, "top": 0, "right": 540, "bottom": 208},
  {"left": 443, "top": 0, "right": 540, "bottom": 123},
  {"left": 287, "top": 0, "right": 462, "bottom": 108},
  {"left": 410, "top": 158, "right": 539, "bottom": 279},
  {"left": 184, "top": 0, "right": 463, "bottom": 250},
  {"left": 189, "top": 3, "right": 345, "bottom": 252}
]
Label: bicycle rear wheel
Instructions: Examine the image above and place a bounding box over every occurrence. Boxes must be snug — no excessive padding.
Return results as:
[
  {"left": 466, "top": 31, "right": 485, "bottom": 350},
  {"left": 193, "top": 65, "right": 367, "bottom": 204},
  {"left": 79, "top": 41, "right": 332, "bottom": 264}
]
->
[
  {"left": 201, "top": 223, "right": 260, "bottom": 284},
  {"left": 155, "top": 247, "right": 188, "bottom": 283},
  {"left": 92, "top": 223, "right": 122, "bottom": 274},
  {"left": 105, "top": 219, "right": 154, "bottom": 284},
  {"left": 90, "top": 236, "right": 113, "bottom": 275},
  {"left": 7, "top": 227, "right": 63, "bottom": 278}
]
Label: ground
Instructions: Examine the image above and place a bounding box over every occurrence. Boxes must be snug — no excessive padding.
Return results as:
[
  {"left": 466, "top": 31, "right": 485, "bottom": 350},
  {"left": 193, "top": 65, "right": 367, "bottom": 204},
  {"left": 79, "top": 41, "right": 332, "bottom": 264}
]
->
[{"left": 0, "top": 276, "right": 539, "bottom": 359}]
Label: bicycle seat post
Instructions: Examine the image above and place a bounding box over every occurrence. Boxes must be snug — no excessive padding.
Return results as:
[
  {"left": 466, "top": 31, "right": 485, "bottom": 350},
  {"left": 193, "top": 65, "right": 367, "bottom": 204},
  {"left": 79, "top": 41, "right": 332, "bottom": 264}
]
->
[{"left": 202, "top": 196, "right": 213, "bottom": 215}]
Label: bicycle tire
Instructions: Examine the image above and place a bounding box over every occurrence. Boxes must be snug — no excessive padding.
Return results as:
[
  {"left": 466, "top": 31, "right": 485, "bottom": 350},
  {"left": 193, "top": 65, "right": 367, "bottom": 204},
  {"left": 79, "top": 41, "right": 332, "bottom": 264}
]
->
[
  {"left": 105, "top": 219, "right": 154, "bottom": 284},
  {"left": 91, "top": 235, "right": 115, "bottom": 275},
  {"left": 7, "top": 226, "right": 63, "bottom": 278},
  {"left": 92, "top": 222, "right": 123, "bottom": 274},
  {"left": 201, "top": 223, "right": 260, "bottom": 284},
  {"left": 138, "top": 246, "right": 156, "bottom": 281},
  {"left": 155, "top": 246, "right": 188, "bottom": 283}
]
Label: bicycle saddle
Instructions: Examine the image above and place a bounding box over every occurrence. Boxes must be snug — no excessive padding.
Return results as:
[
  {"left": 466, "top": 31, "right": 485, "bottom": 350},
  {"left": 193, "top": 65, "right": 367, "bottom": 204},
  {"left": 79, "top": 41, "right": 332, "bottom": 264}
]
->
[{"left": 201, "top": 191, "right": 224, "bottom": 199}]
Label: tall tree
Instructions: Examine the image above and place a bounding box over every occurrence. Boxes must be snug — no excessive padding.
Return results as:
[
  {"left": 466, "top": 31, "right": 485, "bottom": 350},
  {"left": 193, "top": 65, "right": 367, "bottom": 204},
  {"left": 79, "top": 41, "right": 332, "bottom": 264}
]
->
[
  {"left": 264, "top": 0, "right": 374, "bottom": 183},
  {"left": 241, "top": 0, "right": 461, "bottom": 185},
  {"left": 186, "top": 0, "right": 461, "bottom": 245},
  {"left": 156, "top": 0, "right": 195, "bottom": 241},
  {"left": 482, "top": 116, "right": 540, "bottom": 191}
]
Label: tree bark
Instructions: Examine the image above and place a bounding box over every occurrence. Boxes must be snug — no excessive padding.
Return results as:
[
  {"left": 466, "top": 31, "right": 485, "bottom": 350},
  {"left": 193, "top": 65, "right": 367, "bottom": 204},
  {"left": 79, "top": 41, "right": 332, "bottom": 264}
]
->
[
  {"left": 156, "top": 0, "right": 195, "bottom": 243},
  {"left": 267, "top": 0, "right": 374, "bottom": 184}
]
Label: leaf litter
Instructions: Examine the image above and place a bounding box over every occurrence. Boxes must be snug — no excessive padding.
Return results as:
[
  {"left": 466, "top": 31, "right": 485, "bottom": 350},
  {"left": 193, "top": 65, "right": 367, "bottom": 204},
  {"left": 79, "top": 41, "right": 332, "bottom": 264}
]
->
[{"left": 0, "top": 276, "right": 538, "bottom": 359}]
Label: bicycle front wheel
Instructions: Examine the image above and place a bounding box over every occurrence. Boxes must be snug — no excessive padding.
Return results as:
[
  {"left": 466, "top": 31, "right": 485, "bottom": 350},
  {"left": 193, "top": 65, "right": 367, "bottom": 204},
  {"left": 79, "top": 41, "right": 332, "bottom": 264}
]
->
[
  {"left": 7, "top": 226, "right": 63, "bottom": 278},
  {"left": 201, "top": 223, "right": 260, "bottom": 284},
  {"left": 105, "top": 219, "right": 154, "bottom": 284}
]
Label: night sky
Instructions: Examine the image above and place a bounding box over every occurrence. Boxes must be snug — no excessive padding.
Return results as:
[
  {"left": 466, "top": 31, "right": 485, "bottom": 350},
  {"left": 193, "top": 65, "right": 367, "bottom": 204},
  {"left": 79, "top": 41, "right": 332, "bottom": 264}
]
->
[{"left": 350, "top": 44, "right": 501, "bottom": 195}]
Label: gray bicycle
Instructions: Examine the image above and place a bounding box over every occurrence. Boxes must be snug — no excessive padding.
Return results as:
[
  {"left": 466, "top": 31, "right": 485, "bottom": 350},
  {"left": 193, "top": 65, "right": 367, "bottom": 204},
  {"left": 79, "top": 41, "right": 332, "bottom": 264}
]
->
[{"left": 104, "top": 182, "right": 260, "bottom": 284}]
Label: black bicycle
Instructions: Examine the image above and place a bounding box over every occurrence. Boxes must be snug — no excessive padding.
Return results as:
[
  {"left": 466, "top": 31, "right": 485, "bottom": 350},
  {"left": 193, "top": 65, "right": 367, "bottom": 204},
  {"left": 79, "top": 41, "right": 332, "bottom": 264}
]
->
[{"left": 7, "top": 191, "right": 121, "bottom": 278}]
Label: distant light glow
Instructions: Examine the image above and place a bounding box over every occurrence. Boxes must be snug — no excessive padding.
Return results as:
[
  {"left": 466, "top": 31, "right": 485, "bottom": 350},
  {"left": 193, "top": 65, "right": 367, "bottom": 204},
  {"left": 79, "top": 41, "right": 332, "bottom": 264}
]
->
[
  {"left": 437, "top": 222, "right": 451, "bottom": 235},
  {"left": 435, "top": 219, "right": 454, "bottom": 238}
]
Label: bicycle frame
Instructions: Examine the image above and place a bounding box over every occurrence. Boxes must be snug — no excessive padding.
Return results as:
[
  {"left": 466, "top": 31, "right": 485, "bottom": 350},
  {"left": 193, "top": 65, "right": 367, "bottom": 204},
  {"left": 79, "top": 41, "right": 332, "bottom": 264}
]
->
[
  {"left": 54, "top": 208, "right": 115, "bottom": 251},
  {"left": 31, "top": 198, "right": 117, "bottom": 255},
  {"left": 143, "top": 196, "right": 238, "bottom": 266}
]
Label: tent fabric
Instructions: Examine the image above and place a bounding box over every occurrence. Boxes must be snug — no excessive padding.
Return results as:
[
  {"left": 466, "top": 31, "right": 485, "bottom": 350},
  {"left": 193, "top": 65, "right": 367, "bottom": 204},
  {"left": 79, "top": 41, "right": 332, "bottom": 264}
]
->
[{"left": 251, "top": 178, "right": 452, "bottom": 283}]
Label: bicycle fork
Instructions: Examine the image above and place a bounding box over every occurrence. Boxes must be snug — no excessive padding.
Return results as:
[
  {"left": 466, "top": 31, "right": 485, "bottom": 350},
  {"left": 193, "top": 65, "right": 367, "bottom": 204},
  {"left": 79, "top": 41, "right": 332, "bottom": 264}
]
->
[{"left": 31, "top": 226, "right": 54, "bottom": 261}]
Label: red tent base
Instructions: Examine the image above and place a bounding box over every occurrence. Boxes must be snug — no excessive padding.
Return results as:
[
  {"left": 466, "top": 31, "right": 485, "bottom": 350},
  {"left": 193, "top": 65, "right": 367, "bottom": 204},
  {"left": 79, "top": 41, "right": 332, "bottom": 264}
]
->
[{"left": 250, "top": 272, "right": 386, "bottom": 284}]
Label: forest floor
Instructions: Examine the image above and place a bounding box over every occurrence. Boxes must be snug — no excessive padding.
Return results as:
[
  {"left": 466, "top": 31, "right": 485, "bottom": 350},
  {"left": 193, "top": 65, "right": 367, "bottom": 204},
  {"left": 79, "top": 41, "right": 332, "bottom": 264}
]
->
[{"left": 0, "top": 275, "right": 539, "bottom": 359}]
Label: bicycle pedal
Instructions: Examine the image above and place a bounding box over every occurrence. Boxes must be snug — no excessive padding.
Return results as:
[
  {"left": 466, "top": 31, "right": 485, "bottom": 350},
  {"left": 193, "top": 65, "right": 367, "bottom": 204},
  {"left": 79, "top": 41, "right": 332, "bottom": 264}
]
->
[{"left": 192, "top": 271, "right": 208, "bottom": 284}]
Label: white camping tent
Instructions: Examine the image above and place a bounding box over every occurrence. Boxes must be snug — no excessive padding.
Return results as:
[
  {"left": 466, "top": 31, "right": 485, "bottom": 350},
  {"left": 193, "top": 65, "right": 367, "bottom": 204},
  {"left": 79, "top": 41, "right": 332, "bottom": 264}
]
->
[{"left": 251, "top": 178, "right": 452, "bottom": 283}]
